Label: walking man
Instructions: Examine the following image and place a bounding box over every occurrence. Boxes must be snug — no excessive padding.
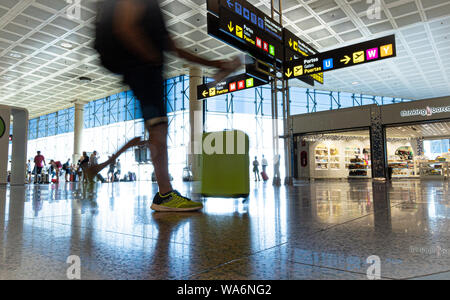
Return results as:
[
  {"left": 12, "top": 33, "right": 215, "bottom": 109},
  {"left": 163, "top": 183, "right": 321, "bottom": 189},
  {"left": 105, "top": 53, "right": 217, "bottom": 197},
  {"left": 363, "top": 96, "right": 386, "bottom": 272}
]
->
[{"left": 94, "top": 0, "right": 240, "bottom": 211}]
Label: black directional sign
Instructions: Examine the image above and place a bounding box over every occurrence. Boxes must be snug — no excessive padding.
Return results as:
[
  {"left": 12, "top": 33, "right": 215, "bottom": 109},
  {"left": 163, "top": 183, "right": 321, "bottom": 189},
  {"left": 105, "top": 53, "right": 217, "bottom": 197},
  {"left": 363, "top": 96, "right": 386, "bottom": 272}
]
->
[
  {"left": 284, "top": 28, "right": 323, "bottom": 85},
  {"left": 283, "top": 35, "right": 396, "bottom": 80},
  {"left": 197, "top": 73, "right": 267, "bottom": 99},
  {"left": 207, "top": 0, "right": 284, "bottom": 63}
]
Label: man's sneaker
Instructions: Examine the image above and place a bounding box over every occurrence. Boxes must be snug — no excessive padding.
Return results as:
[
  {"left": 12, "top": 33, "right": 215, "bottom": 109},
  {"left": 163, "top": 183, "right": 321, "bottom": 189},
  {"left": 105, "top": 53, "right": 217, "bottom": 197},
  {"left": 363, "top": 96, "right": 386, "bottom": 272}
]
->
[{"left": 151, "top": 190, "right": 203, "bottom": 212}]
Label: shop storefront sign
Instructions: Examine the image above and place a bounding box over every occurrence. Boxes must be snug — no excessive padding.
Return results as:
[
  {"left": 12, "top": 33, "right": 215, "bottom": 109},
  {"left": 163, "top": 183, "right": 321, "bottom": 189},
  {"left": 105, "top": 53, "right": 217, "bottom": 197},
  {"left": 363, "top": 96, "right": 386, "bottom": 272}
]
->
[{"left": 400, "top": 106, "right": 450, "bottom": 118}]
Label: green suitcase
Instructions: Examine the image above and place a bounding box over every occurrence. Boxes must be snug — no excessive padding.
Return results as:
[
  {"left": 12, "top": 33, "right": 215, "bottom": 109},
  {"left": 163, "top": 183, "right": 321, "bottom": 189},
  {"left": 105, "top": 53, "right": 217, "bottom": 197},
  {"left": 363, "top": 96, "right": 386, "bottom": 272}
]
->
[{"left": 200, "top": 130, "right": 250, "bottom": 198}]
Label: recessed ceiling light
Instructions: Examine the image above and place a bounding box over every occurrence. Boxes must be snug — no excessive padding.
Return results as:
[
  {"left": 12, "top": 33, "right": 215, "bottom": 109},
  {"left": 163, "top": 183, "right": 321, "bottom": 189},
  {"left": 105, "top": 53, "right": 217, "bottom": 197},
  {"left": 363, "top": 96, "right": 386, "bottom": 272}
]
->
[
  {"left": 60, "top": 42, "right": 73, "bottom": 49},
  {"left": 79, "top": 76, "right": 92, "bottom": 83},
  {"left": 9, "top": 52, "right": 22, "bottom": 58},
  {"left": 1, "top": 75, "right": 14, "bottom": 81},
  {"left": 352, "top": 81, "right": 359, "bottom": 85}
]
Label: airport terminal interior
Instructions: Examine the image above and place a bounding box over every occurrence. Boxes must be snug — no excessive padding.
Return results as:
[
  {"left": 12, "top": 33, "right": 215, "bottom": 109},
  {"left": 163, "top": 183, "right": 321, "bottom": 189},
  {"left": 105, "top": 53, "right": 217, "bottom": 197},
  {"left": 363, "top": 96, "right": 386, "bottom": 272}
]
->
[{"left": 1, "top": 0, "right": 450, "bottom": 280}]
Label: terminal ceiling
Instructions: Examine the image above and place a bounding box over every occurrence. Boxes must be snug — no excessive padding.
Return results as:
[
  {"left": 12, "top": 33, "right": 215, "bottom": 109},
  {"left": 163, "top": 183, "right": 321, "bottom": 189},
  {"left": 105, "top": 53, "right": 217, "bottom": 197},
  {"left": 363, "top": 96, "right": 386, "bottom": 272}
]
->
[{"left": 0, "top": 0, "right": 449, "bottom": 118}]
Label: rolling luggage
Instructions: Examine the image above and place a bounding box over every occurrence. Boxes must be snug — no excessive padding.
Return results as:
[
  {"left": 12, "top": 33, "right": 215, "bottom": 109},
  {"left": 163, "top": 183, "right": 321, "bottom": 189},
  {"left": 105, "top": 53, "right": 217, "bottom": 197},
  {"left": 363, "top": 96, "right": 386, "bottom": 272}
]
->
[
  {"left": 261, "top": 171, "right": 269, "bottom": 181},
  {"left": 42, "top": 174, "right": 49, "bottom": 184},
  {"left": 200, "top": 130, "right": 249, "bottom": 198}
]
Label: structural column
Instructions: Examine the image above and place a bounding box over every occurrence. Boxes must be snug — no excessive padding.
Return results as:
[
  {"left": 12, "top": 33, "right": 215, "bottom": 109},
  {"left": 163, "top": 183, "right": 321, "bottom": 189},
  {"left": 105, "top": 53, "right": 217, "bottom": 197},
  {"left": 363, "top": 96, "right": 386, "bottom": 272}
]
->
[
  {"left": 188, "top": 66, "right": 203, "bottom": 180},
  {"left": 370, "top": 106, "right": 387, "bottom": 179},
  {"left": 73, "top": 101, "right": 85, "bottom": 163}
]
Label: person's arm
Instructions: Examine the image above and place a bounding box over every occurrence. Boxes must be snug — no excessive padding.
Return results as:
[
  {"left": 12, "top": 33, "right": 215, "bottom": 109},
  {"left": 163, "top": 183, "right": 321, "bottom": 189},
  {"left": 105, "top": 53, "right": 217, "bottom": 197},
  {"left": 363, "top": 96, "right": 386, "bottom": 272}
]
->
[{"left": 113, "top": 0, "right": 162, "bottom": 64}]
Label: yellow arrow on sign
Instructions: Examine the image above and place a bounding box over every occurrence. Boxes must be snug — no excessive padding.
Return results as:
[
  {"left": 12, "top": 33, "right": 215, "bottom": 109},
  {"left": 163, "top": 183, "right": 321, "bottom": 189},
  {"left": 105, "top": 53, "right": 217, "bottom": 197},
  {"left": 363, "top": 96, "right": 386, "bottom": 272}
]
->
[
  {"left": 202, "top": 90, "right": 208, "bottom": 97},
  {"left": 228, "top": 21, "right": 234, "bottom": 32},
  {"left": 341, "top": 55, "right": 351, "bottom": 64},
  {"left": 285, "top": 68, "right": 292, "bottom": 78}
]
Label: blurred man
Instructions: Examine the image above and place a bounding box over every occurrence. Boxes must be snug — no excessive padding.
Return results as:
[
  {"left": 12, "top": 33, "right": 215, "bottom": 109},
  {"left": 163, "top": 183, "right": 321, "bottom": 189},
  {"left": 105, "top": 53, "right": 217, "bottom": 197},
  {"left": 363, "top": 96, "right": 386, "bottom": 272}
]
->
[
  {"left": 33, "top": 151, "right": 46, "bottom": 184},
  {"left": 95, "top": 0, "right": 240, "bottom": 212}
]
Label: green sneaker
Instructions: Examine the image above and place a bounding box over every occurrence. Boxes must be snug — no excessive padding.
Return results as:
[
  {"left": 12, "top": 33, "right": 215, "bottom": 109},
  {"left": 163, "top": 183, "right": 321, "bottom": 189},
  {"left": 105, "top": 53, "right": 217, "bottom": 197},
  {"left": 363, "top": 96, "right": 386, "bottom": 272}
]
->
[{"left": 151, "top": 190, "right": 203, "bottom": 212}]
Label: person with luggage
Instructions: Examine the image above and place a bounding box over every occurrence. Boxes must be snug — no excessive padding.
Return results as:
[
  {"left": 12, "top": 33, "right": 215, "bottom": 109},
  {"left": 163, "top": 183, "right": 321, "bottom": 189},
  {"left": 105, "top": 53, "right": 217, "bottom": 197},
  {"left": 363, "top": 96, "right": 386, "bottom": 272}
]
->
[
  {"left": 261, "top": 155, "right": 269, "bottom": 181},
  {"left": 49, "top": 160, "right": 62, "bottom": 183},
  {"left": 253, "top": 157, "right": 261, "bottom": 182},
  {"left": 33, "top": 151, "right": 46, "bottom": 184},
  {"left": 94, "top": 0, "right": 241, "bottom": 211}
]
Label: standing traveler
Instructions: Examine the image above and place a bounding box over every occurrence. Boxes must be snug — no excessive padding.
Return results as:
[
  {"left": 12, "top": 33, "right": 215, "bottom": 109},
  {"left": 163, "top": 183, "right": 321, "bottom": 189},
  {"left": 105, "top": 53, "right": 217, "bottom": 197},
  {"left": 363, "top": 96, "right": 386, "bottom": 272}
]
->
[
  {"left": 33, "top": 151, "right": 46, "bottom": 184},
  {"left": 253, "top": 156, "right": 260, "bottom": 181},
  {"left": 107, "top": 157, "right": 115, "bottom": 182}
]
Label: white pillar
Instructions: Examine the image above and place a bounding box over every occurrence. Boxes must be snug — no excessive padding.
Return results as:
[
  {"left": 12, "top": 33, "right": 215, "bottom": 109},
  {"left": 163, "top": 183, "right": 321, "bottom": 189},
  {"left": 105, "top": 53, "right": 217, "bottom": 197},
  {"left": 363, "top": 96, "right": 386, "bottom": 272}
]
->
[
  {"left": 73, "top": 101, "right": 84, "bottom": 163},
  {"left": 0, "top": 107, "right": 11, "bottom": 185},
  {"left": 0, "top": 105, "right": 28, "bottom": 185},
  {"left": 189, "top": 66, "right": 203, "bottom": 180},
  {"left": 10, "top": 108, "right": 28, "bottom": 185}
]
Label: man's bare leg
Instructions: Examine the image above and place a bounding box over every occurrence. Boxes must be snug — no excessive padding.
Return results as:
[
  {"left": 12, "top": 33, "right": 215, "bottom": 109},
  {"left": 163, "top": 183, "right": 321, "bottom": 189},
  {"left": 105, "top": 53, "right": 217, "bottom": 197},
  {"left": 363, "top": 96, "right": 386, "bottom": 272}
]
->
[
  {"left": 146, "top": 122, "right": 172, "bottom": 194},
  {"left": 84, "top": 137, "right": 142, "bottom": 183}
]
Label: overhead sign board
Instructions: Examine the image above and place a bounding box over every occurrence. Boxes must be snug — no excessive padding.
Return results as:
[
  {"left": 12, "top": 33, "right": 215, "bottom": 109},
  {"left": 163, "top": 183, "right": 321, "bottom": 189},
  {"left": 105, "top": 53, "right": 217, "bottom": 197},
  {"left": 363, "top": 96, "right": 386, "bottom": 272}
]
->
[
  {"left": 197, "top": 73, "right": 267, "bottom": 99},
  {"left": 219, "top": 0, "right": 283, "bottom": 42},
  {"left": 284, "top": 28, "right": 323, "bottom": 85},
  {"left": 283, "top": 35, "right": 396, "bottom": 80},
  {"left": 218, "top": 8, "right": 283, "bottom": 62},
  {"left": 207, "top": 0, "right": 283, "bottom": 63}
]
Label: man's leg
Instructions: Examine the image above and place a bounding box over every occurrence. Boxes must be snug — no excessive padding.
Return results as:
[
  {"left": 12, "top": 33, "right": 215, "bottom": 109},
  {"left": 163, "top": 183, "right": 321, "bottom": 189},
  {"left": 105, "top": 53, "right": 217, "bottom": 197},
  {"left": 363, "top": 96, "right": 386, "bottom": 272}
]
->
[
  {"left": 84, "top": 137, "right": 141, "bottom": 183},
  {"left": 146, "top": 122, "right": 172, "bottom": 194}
]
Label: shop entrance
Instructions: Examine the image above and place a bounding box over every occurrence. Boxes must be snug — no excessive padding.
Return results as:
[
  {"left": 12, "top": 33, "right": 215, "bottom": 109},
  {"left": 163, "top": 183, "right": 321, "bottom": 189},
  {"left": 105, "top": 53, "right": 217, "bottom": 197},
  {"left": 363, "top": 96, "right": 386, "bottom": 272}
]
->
[
  {"left": 385, "top": 120, "right": 450, "bottom": 179},
  {"left": 297, "top": 129, "right": 372, "bottom": 179}
]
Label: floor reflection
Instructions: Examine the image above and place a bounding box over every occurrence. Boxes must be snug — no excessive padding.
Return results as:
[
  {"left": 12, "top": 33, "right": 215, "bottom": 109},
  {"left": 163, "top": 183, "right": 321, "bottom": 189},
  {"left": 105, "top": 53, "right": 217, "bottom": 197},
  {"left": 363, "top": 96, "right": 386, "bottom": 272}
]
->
[{"left": 0, "top": 179, "right": 449, "bottom": 279}]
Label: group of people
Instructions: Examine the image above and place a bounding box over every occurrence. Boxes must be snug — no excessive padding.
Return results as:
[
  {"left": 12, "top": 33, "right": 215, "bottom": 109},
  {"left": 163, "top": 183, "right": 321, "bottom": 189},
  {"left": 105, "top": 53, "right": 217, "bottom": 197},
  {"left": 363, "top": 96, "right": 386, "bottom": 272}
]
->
[
  {"left": 252, "top": 154, "right": 281, "bottom": 182},
  {"left": 252, "top": 155, "right": 269, "bottom": 182},
  {"left": 26, "top": 151, "right": 62, "bottom": 184},
  {"left": 27, "top": 150, "right": 123, "bottom": 184}
]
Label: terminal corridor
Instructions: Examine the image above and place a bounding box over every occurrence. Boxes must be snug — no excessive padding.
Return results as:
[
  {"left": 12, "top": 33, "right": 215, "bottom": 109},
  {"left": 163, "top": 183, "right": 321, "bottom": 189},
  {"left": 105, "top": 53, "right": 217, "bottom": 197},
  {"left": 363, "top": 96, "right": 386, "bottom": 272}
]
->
[{"left": 0, "top": 179, "right": 449, "bottom": 280}]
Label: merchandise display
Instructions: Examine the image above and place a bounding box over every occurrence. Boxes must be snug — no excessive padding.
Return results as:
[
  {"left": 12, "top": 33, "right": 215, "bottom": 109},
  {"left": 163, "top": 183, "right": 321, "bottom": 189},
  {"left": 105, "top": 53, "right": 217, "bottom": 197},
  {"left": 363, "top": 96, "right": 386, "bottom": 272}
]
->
[
  {"left": 346, "top": 146, "right": 371, "bottom": 177},
  {"left": 303, "top": 136, "right": 373, "bottom": 179},
  {"left": 419, "top": 161, "right": 449, "bottom": 178}
]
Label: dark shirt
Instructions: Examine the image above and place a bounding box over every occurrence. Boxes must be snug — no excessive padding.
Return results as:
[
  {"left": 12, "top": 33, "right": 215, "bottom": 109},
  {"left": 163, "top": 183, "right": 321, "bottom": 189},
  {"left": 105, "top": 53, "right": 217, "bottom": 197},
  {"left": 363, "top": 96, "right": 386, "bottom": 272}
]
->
[{"left": 95, "top": 0, "right": 170, "bottom": 72}]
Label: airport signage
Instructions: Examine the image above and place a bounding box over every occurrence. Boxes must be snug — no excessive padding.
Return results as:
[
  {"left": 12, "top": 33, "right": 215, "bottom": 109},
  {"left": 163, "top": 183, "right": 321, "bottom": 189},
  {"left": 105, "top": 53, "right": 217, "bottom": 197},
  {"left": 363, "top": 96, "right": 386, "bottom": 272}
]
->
[
  {"left": 197, "top": 73, "right": 267, "bottom": 99},
  {"left": 400, "top": 106, "right": 450, "bottom": 118},
  {"left": 283, "top": 28, "right": 323, "bottom": 85},
  {"left": 207, "top": 0, "right": 284, "bottom": 63},
  {"left": 283, "top": 35, "right": 396, "bottom": 80},
  {"left": 219, "top": 0, "right": 283, "bottom": 41}
]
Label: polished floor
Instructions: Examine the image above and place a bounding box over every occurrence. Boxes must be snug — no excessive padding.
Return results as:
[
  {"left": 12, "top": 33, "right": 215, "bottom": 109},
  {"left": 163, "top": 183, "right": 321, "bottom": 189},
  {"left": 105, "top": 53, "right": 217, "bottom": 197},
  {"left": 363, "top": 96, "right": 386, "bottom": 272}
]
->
[{"left": 0, "top": 178, "right": 449, "bottom": 280}]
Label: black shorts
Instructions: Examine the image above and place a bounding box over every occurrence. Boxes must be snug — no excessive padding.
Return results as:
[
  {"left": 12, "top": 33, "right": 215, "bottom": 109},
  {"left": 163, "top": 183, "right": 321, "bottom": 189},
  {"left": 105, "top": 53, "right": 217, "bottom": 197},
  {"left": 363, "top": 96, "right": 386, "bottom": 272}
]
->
[{"left": 123, "top": 65, "right": 167, "bottom": 125}]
